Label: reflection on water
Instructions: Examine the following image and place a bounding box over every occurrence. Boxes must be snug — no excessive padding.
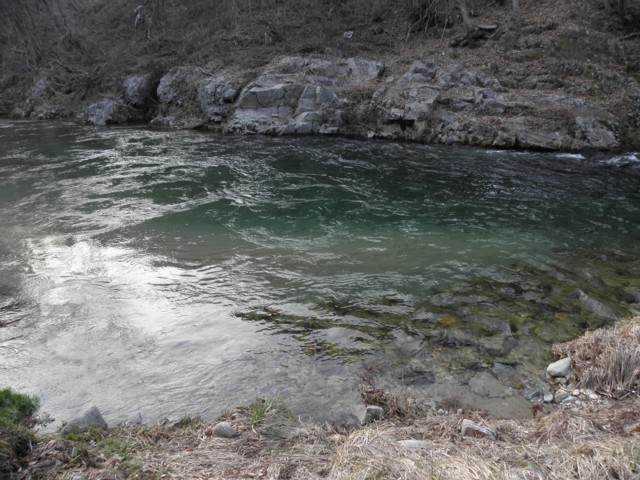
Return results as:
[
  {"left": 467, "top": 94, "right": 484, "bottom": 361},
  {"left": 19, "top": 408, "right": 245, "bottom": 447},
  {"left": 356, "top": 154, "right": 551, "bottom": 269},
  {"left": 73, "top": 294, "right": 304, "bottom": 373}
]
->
[{"left": 0, "top": 120, "right": 639, "bottom": 426}]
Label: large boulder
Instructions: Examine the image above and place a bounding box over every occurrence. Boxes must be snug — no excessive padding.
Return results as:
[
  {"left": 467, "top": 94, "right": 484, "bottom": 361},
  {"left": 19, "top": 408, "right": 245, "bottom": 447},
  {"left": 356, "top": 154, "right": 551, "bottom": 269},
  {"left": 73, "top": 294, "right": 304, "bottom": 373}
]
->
[
  {"left": 61, "top": 406, "right": 108, "bottom": 435},
  {"left": 197, "top": 76, "right": 240, "bottom": 123},
  {"left": 368, "top": 61, "right": 620, "bottom": 151},
  {"left": 123, "top": 74, "right": 158, "bottom": 108},
  {"left": 81, "top": 98, "right": 133, "bottom": 126},
  {"left": 228, "top": 56, "right": 383, "bottom": 135}
]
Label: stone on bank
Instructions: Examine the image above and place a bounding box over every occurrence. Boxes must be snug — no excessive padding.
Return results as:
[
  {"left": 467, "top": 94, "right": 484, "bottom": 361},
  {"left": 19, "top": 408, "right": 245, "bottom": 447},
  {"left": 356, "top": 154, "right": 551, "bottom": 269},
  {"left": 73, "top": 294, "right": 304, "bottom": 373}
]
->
[
  {"left": 61, "top": 406, "right": 108, "bottom": 435},
  {"left": 547, "top": 357, "right": 571, "bottom": 378}
]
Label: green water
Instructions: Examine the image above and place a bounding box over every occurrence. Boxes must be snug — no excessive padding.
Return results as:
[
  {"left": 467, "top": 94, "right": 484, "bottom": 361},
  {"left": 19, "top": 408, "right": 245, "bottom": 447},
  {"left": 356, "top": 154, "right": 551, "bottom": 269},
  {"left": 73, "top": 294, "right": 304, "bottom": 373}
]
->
[{"left": 0, "top": 120, "right": 639, "bottom": 424}]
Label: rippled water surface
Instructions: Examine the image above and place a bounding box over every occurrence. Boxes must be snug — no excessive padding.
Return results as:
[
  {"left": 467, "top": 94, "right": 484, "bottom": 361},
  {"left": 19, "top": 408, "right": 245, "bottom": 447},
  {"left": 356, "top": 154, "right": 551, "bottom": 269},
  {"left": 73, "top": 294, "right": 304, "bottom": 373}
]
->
[{"left": 1, "top": 120, "right": 639, "bottom": 425}]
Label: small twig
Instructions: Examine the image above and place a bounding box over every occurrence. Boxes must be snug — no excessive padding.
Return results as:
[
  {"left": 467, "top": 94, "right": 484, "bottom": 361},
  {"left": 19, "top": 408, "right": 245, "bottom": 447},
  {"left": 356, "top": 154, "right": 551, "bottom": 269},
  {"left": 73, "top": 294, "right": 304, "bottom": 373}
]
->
[{"left": 619, "top": 31, "right": 640, "bottom": 40}]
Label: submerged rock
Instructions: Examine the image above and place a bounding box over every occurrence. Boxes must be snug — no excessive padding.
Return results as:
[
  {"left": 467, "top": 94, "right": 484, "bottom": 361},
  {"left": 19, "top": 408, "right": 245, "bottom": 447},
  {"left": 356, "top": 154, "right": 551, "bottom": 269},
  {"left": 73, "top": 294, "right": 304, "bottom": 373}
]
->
[
  {"left": 492, "top": 362, "right": 524, "bottom": 389},
  {"left": 127, "top": 412, "right": 143, "bottom": 425},
  {"left": 468, "top": 371, "right": 509, "bottom": 398},
  {"left": 622, "top": 288, "right": 640, "bottom": 304},
  {"left": 573, "top": 289, "right": 617, "bottom": 320},
  {"left": 61, "top": 406, "right": 108, "bottom": 434}
]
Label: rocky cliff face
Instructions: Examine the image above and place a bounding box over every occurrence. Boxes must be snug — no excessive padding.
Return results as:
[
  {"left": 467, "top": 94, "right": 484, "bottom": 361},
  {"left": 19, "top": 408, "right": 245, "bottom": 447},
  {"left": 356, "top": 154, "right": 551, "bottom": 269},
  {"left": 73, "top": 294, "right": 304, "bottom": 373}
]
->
[
  {"left": 39, "top": 53, "right": 629, "bottom": 152},
  {"left": 2, "top": 0, "right": 638, "bottom": 152}
]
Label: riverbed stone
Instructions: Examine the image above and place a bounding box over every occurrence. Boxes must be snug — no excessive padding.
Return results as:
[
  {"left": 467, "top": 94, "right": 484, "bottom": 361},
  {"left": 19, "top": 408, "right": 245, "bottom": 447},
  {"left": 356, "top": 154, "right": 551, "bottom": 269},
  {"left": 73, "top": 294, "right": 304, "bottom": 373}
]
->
[
  {"left": 61, "top": 406, "right": 108, "bottom": 434},
  {"left": 212, "top": 421, "right": 237, "bottom": 438},
  {"left": 461, "top": 419, "right": 497, "bottom": 440},
  {"left": 547, "top": 357, "right": 571, "bottom": 378}
]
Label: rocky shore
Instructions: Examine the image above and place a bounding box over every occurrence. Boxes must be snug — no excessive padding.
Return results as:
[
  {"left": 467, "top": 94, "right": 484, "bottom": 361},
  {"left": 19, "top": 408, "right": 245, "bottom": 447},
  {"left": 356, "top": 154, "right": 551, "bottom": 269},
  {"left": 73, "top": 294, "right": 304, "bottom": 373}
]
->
[
  {"left": 4, "top": 316, "right": 636, "bottom": 479},
  {"left": 9, "top": 53, "right": 632, "bottom": 153}
]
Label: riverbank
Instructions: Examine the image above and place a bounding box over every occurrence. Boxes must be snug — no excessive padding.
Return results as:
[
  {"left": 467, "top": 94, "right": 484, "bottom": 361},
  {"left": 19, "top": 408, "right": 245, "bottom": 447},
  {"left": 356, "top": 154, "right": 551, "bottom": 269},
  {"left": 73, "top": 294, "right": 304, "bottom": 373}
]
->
[
  {"left": 7, "top": 316, "right": 640, "bottom": 479},
  {"left": 1, "top": 0, "right": 639, "bottom": 152}
]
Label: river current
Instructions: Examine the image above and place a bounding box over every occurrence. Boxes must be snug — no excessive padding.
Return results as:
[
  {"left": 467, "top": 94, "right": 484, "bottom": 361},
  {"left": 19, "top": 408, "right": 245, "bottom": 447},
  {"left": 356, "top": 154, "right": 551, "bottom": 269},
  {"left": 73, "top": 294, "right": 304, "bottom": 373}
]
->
[{"left": 1, "top": 120, "right": 639, "bottom": 425}]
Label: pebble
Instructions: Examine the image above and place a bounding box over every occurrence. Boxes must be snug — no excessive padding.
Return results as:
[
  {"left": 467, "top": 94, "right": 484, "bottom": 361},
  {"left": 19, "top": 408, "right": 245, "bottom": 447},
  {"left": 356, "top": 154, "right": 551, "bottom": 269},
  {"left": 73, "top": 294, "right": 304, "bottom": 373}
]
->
[
  {"left": 543, "top": 393, "right": 554, "bottom": 403},
  {"left": 437, "top": 409, "right": 445, "bottom": 416},
  {"left": 554, "top": 389, "right": 570, "bottom": 403}
]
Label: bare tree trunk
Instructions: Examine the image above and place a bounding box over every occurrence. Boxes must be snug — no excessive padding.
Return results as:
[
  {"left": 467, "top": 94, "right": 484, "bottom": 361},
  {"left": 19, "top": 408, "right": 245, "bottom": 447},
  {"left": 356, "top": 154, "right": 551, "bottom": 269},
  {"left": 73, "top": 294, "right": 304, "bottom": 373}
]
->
[
  {"left": 618, "top": 0, "right": 626, "bottom": 16},
  {"left": 512, "top": 0, "right": 521, "bottom": 27},
  {"left": 457, "top": 0, "right": 473, "bottom": 32}
]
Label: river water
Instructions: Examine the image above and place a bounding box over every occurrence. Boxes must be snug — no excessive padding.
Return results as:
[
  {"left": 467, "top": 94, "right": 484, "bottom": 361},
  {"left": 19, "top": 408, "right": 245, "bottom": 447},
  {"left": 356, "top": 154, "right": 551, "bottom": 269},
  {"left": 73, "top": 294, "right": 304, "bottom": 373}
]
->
[{"left": 1, "top": 120, "right": 639, "bottom": 426}]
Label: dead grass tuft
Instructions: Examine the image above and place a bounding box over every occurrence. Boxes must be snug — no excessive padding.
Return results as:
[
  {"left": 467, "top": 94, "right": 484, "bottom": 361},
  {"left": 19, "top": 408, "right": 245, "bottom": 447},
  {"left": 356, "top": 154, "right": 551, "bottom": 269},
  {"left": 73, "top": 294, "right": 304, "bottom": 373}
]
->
[
  {"left": 332, "top": 405, "right": 640, "bottom": 480},
  {"left": 553, "top": 316, "right": 640, "bottom": 399}
]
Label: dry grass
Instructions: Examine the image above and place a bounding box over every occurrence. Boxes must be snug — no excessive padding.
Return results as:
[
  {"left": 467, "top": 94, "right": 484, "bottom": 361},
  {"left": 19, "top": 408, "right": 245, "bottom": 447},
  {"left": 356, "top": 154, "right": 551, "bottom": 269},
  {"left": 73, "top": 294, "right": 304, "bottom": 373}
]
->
[
  {"left": 15, "top": 398, "right": 640, "bottom": 479},
  {"left": 553, "top": 316, "right": 640, "bottom": 399},
  {"left": 332, "top": 405, "right": 640, "bottom": 480}
]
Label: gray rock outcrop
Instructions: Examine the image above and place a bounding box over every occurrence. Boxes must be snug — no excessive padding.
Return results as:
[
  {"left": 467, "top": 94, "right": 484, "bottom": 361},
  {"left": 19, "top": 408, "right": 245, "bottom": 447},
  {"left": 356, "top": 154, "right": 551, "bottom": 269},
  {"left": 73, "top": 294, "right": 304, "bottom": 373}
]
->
[
  {"left": 25, "top": 52, "right": 627, "bottom": 152},
  {"left": 229, "top": 56, "right": 384, "bottom": 135},
  {"left": 197, "top": 76, "right": 240, "bottom": 123},
  {"left": 366, "top": 61, "right": 619, "bottom": 151},
  {"left": 81, "top": 98, "right": 131, "bottom": 126},
  {"left": 123, "top": 74, "right": 157, "bottom": 108}
]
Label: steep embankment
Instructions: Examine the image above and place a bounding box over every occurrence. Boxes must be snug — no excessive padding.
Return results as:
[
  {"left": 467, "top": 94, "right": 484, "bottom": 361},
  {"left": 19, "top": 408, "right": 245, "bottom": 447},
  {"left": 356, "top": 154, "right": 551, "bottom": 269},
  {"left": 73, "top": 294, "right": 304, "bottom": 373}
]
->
[{"left": 0, "top": 0, "right": 639, "bottom": 152}]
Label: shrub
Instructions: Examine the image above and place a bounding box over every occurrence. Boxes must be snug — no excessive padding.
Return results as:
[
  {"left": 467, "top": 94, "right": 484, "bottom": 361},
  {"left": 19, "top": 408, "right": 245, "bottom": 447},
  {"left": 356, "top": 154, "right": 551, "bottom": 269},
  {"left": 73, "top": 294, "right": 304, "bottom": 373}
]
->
[{"left": 0, "top": 388, "right": 40, "bottom": 476}]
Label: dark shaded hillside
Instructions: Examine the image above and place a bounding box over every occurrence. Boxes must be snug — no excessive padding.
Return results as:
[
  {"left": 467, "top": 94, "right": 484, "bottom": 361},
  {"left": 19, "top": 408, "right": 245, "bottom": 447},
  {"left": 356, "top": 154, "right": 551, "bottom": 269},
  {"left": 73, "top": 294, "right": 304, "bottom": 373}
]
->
[{"left": 1, "top": 0, "right": 639, "bottom": 149}]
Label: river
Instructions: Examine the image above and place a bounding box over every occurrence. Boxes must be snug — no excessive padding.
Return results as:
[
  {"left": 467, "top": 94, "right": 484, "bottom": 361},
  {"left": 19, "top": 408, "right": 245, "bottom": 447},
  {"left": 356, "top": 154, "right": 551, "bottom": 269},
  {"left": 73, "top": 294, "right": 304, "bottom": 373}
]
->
[{"left": 1, "top": 120, "right": 639, "bottom": 426}]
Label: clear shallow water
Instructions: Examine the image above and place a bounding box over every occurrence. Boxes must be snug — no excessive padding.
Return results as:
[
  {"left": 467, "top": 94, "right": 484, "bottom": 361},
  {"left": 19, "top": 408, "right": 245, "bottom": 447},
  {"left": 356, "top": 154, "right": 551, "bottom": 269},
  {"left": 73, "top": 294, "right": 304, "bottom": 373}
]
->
[{"left": 0, "top": 120, "right": 639, "bottom": 425}]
